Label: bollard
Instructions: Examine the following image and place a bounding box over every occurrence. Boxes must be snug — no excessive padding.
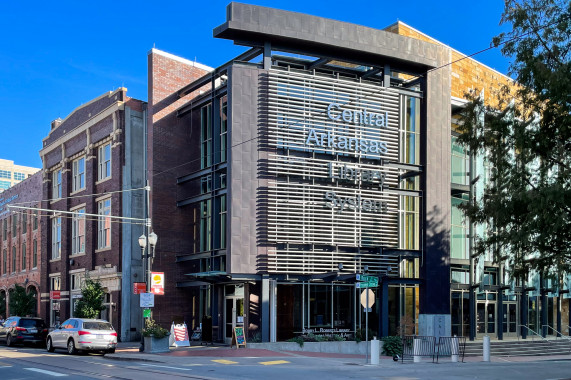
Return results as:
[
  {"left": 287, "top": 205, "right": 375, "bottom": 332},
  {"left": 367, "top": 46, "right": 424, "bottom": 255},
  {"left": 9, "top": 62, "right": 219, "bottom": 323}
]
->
[
  {"left": 370, "top": 337, "right": 379, "bottom": 365},
  {"left": 451, "top": 335, "right": 459, "bottom": 363},
  {"left": 483, "top": 335, "right": 490, "bottom": 362},
  {"left": 413, "top": 338, "right": 421, "bottom": 363}
]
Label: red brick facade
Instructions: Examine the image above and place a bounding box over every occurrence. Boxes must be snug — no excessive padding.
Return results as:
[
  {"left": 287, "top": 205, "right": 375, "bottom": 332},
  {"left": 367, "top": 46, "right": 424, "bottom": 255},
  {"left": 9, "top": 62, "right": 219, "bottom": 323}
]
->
[{"left": 0, "top": 172, "right": 43, "bottom": 319}]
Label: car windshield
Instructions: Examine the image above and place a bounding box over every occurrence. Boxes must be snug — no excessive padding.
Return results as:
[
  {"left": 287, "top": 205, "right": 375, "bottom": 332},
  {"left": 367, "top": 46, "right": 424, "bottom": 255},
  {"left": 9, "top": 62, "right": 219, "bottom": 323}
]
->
[
  {"left": 83, "top": 322, "right": 114, "bottom": 331},
  {"left": 20, "top": 319, "right": 45, "bottom": 328}
]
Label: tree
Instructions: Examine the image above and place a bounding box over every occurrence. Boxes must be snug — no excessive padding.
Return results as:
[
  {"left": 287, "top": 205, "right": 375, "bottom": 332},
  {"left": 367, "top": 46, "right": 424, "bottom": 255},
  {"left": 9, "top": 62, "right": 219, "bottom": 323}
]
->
[
  {"left": 74, "top": 278, "right": 106, "bottom": 319},
  {"left": 9, "top": 285, "right": 36, "bottom": 317},
  {"left": 457, "top": 0, "right": 571, "bottom": 279}
]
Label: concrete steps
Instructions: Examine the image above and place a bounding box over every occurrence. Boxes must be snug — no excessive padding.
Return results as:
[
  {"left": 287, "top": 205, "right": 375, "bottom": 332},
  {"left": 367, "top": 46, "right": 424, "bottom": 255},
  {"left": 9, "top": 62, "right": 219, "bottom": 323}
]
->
[{"left": 463, "top": 338, "right": 571, "bottom": 357}]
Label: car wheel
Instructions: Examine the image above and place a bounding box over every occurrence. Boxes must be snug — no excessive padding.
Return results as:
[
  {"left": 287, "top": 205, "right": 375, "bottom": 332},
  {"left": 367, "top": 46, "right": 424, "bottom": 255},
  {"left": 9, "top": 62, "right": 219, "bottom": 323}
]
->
[
  {"left": 67, "top": 339, "right": 77, "bottom": 355},
  {"left": 46, "top": 337, "right": 55, "bottom": 352},
  {"left": 6, "top": 335, "right": 13, "bottom": 347}
]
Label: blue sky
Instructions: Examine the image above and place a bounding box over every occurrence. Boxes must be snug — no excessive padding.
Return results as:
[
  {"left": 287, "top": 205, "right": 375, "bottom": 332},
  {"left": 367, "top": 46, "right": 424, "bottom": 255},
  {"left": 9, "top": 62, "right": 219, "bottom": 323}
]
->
[{"left": 1, "top": 0, "right": 511, "bottom": 168}]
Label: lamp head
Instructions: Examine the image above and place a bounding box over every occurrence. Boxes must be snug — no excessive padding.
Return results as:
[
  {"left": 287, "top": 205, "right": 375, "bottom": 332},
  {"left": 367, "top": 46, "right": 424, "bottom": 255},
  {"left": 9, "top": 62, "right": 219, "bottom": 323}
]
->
[
  {"left": 148, "top": 232, "right": 158, "bottom": 247},
  {"left": 138, "top": 234, "right": 147, "bottom": 249}
]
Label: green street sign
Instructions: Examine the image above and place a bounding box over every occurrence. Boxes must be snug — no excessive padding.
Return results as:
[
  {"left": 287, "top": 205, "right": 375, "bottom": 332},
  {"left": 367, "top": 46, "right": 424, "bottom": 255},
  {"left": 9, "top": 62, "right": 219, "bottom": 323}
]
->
[
  {"left": 143, "top": 308, "right": 151, "bottom": 318},
  {"left": 356, "top": 274, "right": 378, "bottom": 287}
]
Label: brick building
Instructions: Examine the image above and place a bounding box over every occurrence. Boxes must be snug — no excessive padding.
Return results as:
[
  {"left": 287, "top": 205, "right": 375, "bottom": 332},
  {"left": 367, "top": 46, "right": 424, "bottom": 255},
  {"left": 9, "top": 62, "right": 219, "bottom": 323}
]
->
[
  {"left": 0, "top": 172, "right": 43, "bottom": 319},
  {"left": 39, "top": 88, "right": 147, "bottom": 342}
]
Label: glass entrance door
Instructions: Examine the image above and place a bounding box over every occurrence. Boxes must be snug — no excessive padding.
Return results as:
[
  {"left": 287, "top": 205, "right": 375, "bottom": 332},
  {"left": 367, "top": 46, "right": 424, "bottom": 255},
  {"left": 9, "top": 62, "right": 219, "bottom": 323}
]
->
[
  {"left": 477, "top": 302, "right": 496, "bottom": 337},
  {"left": 503, "top": 302, "right": 518, "bottom": 337},
  {"left": 224, "top": 293, "right": 244, "bottom": 344}
]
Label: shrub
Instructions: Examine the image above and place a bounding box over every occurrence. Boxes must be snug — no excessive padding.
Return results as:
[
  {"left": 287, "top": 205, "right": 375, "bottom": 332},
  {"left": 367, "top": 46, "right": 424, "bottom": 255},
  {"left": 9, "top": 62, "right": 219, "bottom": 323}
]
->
[
  {"left": 381, "top": 336, "right": 403, "bottom": 356},
  {"left": 142, "top": 319, "right": 169, "bottom": 339},
  {"left": 355, "top": 328, "right": 375, "bottom": 342},
  {"left": 287, "top": 336, "right": 304, "bottom": 347}
]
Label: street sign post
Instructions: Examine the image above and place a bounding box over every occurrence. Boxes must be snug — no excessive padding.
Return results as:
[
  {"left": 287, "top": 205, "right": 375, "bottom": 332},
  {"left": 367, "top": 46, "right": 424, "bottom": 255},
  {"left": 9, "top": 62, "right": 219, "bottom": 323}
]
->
[{"left": 356, "top": 274, "right": 378, "bottom": 363}]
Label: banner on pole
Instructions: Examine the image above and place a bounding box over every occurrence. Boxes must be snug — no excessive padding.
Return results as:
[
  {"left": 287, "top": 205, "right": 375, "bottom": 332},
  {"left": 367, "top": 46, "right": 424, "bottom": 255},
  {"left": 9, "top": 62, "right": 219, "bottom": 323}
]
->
[{"left": 169, "top": 322, "right": 190, "bottom": 347}]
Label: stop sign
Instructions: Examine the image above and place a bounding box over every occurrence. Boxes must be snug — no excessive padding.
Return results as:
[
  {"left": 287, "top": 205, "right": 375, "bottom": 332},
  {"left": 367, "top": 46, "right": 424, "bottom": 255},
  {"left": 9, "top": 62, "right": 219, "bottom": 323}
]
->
[{"left": 360, "top": 289, "right": 375, "bottom": 308}]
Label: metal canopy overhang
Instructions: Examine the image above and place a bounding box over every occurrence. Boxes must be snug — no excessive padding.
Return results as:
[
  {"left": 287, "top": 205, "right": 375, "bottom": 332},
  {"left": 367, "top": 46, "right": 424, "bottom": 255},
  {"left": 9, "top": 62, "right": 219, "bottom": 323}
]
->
[{"left": 214, "top": 27, "right": 433, "bottom": 75}]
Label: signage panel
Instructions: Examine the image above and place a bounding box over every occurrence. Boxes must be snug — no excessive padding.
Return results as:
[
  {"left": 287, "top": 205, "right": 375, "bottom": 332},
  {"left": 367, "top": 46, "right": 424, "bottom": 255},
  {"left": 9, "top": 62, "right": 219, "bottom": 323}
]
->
[
  {"left": 140, "top": 292, "right": 155, "bottom": 308},
  {"left": 133, "top": 282, "right": 146, "bottom": 295},
  {"left": 150, "top": 272, "right": 165, "bottom": 295},
  {"left": 50, "top": 290, "right": 61, "bottom": 300}
]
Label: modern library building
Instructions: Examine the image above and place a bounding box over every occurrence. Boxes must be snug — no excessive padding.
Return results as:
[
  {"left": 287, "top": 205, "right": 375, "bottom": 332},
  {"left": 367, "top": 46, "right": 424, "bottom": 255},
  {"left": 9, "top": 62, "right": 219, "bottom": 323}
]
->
[{"left": 146, "top": 3, "right": 568, "bottom": 343}]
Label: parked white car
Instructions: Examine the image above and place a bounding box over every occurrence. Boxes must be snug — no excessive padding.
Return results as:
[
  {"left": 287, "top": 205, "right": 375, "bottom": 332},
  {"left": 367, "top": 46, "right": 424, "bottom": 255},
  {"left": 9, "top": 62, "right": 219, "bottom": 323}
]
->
[{"left": 46, "top": 318, "right": 117, "bottom": 355}]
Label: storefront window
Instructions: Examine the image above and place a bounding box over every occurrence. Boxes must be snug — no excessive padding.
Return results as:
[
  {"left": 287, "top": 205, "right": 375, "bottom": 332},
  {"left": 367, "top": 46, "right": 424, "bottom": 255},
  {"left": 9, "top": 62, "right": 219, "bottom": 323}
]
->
[{"left": 310, "top": 285, "right": 331, "bottom": 327}]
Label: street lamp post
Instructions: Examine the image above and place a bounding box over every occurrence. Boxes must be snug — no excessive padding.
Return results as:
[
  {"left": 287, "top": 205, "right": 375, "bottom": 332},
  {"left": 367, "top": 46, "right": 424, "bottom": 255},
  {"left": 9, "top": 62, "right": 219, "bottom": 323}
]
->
[
  {"left": 138, "top": 234, "right": 147, "bottom": 352},
  {"left": 137, "top": 232, "right": 158, "bottom": 352}
]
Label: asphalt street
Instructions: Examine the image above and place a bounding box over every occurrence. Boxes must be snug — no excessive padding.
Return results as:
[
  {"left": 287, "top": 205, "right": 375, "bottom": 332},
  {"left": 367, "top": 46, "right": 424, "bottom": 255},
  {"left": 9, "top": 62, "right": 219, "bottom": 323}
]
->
[{"left": 1, "top": 344, "right": 571, "bottom": 380}]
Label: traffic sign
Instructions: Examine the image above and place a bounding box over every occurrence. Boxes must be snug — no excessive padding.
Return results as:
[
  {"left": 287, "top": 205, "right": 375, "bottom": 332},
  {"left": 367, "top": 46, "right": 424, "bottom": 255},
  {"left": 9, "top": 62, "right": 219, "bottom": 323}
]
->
[
  {"left": 140, "top": 292, "right": 155, "bottom": 308},
  {"left": 356, "top": 274, "right": 378, "bottom": 288},
  {"left": 360, "top": 289, "right": 375, "bottom": 308}
]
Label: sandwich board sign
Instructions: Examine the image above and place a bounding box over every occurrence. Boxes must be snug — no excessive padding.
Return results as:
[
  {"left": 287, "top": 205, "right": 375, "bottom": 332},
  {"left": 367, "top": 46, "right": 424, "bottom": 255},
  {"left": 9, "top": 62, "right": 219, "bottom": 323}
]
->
[{"left": 231, "top": 326, "right": 246, "bottom": 349}]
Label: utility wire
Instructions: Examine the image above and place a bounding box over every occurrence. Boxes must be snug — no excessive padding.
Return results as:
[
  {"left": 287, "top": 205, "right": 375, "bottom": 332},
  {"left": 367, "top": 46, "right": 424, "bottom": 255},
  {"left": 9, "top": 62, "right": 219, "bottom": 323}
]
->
[
  {"left": 9, "top": 186, "right": 148, "bottom": 207},
  {"left": 151, "top": 16, "right": 564, "bottom": 180}
]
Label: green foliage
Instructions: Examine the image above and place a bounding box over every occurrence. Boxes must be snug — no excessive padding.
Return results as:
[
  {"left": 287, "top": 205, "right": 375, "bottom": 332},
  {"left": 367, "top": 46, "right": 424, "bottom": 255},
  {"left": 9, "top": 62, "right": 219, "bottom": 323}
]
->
[
  {"left": 249, "top": 331, "right": 262, "bottom": 343},
  {"left": 355, "top": 328, "right": 375, "bottom": 342},
  {"left": 74, "top": 278, "right": 106, "bottom": 319},
  {"left": 8, "top": 285, "right": 36, "bottom": 317},
  {"left": 142, "top": 318, "right": 169, "bottom": 339},
  {"left": 381, "top": 336, "right": 403, "bottom": 356},
  {"left": 457, "top": 0, "right": 571, "bottom": 279},
  {"left": 287, "top": 336, "right": 304, "bottom": 347},
  {"left": 332, "top": 334, "right": 345, "bottom": 341}
]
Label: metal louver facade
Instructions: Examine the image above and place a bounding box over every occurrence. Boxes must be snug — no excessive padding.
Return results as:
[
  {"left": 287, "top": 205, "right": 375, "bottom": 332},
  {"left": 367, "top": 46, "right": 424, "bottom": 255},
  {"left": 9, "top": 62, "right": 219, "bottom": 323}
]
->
[{"left": 262, "top": 68, "right": 414, "bottom": 274}]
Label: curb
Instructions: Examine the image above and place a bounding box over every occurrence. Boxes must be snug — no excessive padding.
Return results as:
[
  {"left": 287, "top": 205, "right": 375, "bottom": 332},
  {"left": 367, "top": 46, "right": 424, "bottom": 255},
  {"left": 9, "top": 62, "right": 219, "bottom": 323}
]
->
[{"left": 103, "top": 354, "right": 162, "bottom": 363}]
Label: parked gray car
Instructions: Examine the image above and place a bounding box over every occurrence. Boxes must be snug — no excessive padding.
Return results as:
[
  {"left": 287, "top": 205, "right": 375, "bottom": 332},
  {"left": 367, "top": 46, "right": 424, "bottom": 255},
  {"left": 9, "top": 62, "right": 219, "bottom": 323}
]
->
[{"left": 46, "top": 318, "right": 117, "bottom": 355}]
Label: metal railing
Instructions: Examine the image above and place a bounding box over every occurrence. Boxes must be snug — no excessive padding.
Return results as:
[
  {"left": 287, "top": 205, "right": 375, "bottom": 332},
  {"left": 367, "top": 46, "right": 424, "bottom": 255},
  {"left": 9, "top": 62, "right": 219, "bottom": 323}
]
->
[
  {"left": 435, "top": 336, "right": 467, "bottom": 363},
  {"left": 400, "top": 336, "right": 436, "bottom": 363},
  {"left": 517, "top": 325, "right": 547, "bottom": 341},
  {"left": 542, "top": 325, "right": 571, "bottom": 343}
]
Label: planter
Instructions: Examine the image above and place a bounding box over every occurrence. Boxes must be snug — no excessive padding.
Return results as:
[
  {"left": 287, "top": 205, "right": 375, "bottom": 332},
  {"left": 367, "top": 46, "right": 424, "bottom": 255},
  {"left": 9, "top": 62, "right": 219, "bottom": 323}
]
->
[{"left": 144, "top": 334, "right": 170, "bottom": 353}]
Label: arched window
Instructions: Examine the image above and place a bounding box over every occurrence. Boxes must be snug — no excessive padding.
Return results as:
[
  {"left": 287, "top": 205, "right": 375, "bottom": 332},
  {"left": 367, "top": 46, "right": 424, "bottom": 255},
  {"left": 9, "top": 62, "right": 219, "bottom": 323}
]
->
[{"left": 27, "top": 287, "right": 38, "bottom": 317}]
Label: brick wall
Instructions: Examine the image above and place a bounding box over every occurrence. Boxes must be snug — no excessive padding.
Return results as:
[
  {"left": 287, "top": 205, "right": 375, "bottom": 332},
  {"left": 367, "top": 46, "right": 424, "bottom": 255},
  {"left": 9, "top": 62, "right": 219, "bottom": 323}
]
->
[
  {"left": 147, "top": 49, "right": 212, "bottom": 327},
  {"left": 387, "top": 22, "right": 514, "bottom": 107},
  {"left": 0, "top": 172, "right": 43, "bottom": 318}
]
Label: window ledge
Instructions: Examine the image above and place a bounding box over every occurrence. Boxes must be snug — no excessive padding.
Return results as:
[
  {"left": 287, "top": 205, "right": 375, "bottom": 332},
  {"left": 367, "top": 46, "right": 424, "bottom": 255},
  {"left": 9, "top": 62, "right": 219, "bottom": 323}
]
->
[
  {"left": 70, "top": 188, "right": 86, "bottom": 197},
  {"left": 70, "top": 253, "right": 86, "bottom": 258},
  {"left": 95, "top": 247, "right": 111, "bottom": 253},
  {"left": 49, "top": 258, "right": 61, "bottom": 263},
  {"left": 95, "top": 176, "right": 112, "bottom": 185}
]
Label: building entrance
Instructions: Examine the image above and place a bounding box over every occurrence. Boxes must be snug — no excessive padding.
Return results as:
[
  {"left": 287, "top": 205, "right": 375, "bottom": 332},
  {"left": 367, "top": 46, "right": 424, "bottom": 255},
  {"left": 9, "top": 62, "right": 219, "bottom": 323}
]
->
[
  {"left": 476, "top": 301, "right": 496, "bottom": 337},
  {"left": 224, "top": 285, "right": 244, "bottom": 344},
  {"left": 502, "top": 302, "right": 518, "bottom": 337}
]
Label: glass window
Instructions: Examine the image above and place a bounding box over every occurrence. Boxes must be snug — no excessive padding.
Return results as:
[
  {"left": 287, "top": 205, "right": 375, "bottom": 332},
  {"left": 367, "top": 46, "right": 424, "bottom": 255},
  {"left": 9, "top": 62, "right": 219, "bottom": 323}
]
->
[
  {"left": 71, "top": 273, "right": 84, "bottom": 290},
  {"left": 200, "top": 199, "right": 212, "bottom": 252},
  {"left": 2, "top": 219, "right": 7, "bottom": 241},
  {"left": 0, "top": 181, "right": 10, "bottom": 190},
  {"left": 451, "top": 196, "right": 469, "bottom": 259},
  {"left": 33, "top": 239, "right": 37, "bottom": 268},
  {"left": 220, "top": 96, "right": 228, "bottom": 163},
  {"left": 52, "top": 169, "right": 62, "bottom": 199},
  {"left": 451, "top": 136, "right": 469, "bottom": 185},
  {"left": 97, "top": 199, "right": 111, "bottom": 249},
  {"left": 201, "top": 104, "right": 212, "bottom": 168},
  {"left": 72, "top": 208, "right": 85, "bottom": 254},
  {"left": 2, "top": 249, "right": 6, "bottom": 274},
  {"left": 201, "top": 175, "right": 212, "bottom": 194},
  {"left": 310, "top": 284, "right": 331, "bottom": 327},
  {"left": 0, "top": 170, "right": 11, "bottom": 179},
  {"left": 14, "top": 172, "right": 26, "bottom": 181},
  {"left": 33, "top": 208, "right": 38, "bottom": 230},
  {"left": 401, "top": 96, "right": 420, "bottom": 165},
  {"left": 21, "top": 243, "right": 26, "bottom": 271},
  {"left": 12, "top": 246, "right": 16, "bottom": 272},
  {"left": 219, "top": 195, "right": 227, "bottom": 249},
  {"left": 399, "top": 194, "right": 419, "bottom": 250},
  {"left": 51, "top": 217, "right": 61, "bottom": 259},
  {"left": 22, "top": 211, "right": 27, "bottom": 234},
  {"left": 98, "top": 143, "right": 112, "bottom": 180},
  {"left": 72, "top": 157, "right": 85, "bottom": 192},
  {"left": 12, "top": 214, "right": 17, "bottom": 237}
]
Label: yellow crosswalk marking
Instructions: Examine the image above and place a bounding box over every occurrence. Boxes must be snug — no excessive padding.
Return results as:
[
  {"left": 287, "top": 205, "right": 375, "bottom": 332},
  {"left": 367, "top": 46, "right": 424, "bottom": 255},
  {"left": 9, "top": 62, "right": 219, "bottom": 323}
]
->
[
  {"left": 259, "top": 360, "right": 290, "bottom": 365},
  {"left": 211, "top": 359, "right": 238, "bottom": 365}
]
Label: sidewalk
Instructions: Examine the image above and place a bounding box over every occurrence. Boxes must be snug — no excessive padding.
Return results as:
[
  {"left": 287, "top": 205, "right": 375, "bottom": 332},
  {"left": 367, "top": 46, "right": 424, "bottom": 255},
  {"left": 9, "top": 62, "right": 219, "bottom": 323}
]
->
[
  {"left": 107, "top": 341, "right": 381, "bottom": 362},
  {"left": 106, "top": 341, "right": 571, "bottom": 365}
]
